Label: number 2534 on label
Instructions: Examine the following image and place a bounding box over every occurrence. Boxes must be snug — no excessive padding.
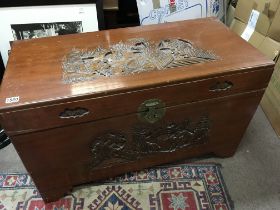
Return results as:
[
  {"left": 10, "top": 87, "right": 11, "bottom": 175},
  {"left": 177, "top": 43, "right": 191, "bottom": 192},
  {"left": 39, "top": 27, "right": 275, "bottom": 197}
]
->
[{"left": 5, "top": 96, "right": 20, "bottom": 104}]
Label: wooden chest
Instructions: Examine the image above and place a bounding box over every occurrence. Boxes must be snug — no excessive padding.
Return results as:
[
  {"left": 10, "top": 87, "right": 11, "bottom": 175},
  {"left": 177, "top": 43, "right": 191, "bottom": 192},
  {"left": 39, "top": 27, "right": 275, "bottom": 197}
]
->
[{"left": 0, "top": 18, "right": 274, "bottom": 202}]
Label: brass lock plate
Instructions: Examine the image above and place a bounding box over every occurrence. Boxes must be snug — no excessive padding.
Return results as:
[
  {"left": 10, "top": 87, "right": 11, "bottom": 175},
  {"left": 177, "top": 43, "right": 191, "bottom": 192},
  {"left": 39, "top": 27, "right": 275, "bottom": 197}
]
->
[{"left": 138, "top": 99, "right": 166, "bottom": 123}]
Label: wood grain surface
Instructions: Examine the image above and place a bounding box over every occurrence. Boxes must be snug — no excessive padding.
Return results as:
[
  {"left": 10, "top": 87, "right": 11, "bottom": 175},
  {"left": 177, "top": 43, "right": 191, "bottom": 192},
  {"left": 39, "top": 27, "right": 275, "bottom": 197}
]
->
[
  {"left": 1, "top": 68, "right": 273, "bottom": 135},
  {"left": 0, "top": 18, "right": 275, "bottom": 202},
  {"left": 11, "top": 89, "right": 265, "bottom": 201},
  {"left": 0, "top": 18, "right": 274, "bottom": 112}
]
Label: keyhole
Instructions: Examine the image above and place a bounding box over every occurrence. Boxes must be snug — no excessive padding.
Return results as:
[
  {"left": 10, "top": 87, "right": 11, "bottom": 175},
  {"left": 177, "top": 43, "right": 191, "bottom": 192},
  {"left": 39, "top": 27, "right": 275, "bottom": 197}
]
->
[{"left": 138, "top": 99, "right": 165, "bottom": 123}]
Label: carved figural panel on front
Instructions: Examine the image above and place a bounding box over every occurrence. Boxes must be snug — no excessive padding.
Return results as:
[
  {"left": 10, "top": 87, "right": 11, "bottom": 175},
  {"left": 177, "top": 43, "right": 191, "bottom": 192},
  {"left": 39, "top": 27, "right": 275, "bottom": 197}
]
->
[
  {"left": 62, "top": 38, "right": 218, "bottom": 83},
  {"left": 90, "top": 116, "right": 210, "bottom": 168}
]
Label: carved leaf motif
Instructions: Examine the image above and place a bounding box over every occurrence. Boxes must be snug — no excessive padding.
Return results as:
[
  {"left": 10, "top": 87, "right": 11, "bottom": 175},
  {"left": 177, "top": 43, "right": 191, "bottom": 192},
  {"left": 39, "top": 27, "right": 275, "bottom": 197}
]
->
[{"left": 91, "top": 132, "right": 128, "bottom": 167}]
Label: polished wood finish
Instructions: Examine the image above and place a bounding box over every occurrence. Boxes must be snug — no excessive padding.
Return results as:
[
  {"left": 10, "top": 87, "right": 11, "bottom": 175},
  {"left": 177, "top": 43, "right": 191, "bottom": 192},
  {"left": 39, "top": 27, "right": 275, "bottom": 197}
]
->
[
  {"left": 0, "top": 18, "right": 273, "bottom": 111},
  {"left": 1, "top": 68, "right": 273, "bottom": 135},
  {"left": 11, "top": 90, "right": 265, "bottom": 201},
  {"left": 0, "top": 18, "right": 274, "bottom": 202}
]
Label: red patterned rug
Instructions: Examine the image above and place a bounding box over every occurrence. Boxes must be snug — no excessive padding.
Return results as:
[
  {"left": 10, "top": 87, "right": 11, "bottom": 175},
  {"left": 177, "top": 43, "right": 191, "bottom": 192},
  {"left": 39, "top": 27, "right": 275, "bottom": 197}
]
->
[{"left": 0, "top": 163, "right": 233, "bottom": 210}]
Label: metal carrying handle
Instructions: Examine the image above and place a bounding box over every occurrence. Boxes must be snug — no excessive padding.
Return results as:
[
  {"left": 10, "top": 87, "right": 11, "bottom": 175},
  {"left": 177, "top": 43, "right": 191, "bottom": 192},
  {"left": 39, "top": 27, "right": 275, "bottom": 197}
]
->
[
  {"left": 59, "top": 107, "right": 90, "bottom": 119},
  {"left": 209, "top": 81, "right": 233, "bottom": 92}
]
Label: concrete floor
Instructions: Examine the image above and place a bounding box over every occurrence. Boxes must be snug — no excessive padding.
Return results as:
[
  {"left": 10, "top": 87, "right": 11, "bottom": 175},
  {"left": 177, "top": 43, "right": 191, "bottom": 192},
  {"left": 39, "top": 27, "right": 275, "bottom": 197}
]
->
[{"left": 0, "top": 107, "right": 280, "bottom": 209}]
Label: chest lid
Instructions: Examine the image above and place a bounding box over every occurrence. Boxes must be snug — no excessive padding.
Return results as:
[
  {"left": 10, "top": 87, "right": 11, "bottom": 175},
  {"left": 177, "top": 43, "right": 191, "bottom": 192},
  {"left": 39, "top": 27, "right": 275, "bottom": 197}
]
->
[{"left": 0, "top": 18, "right": 274, "bottom": 112}]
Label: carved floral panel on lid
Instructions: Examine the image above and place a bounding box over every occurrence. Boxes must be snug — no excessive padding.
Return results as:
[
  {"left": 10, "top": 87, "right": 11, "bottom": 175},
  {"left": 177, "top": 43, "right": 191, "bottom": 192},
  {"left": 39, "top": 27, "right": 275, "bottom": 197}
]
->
[{"left": 62, "top": 38, "right": 218, "bottom": 83}]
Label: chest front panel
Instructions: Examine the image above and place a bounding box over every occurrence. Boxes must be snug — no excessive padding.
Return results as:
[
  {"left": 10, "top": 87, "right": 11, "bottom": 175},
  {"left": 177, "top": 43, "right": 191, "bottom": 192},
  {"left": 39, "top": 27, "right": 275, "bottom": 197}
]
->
[
  {"left": 1, "top": 68, "right": 272, "bottom": 135},
  {"left": 10, "top": 89, "right": 264, "bottom": 195}
]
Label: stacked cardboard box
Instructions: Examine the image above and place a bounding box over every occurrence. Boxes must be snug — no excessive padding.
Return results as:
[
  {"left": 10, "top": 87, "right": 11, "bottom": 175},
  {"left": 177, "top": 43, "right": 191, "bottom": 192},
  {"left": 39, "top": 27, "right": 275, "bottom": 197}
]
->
[
  {"left": 226, "top": 3, "right": 236, "bottom": 26},
  {"left": 229, "top": 0, "right": 280, "bottom": 137},
  {"left": 262, "top": 58, "right": 280, "bottom": 136}
]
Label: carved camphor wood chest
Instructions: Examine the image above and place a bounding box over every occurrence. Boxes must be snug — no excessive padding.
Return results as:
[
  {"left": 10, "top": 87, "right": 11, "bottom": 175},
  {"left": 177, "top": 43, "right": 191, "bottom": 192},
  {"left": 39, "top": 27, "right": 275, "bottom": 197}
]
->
[{"left": 0, "top": 18, "right": 274, "bottom": 202}]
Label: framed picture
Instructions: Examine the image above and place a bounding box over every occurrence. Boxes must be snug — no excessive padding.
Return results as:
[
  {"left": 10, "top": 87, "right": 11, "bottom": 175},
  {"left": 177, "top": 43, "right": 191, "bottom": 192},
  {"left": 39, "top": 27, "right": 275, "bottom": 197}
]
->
[
  {"left": 0, "top": 55, "right": 4, "bottom": 82},
  {"left": 0, "top": 0, "right": 104, "bottom": 67}
]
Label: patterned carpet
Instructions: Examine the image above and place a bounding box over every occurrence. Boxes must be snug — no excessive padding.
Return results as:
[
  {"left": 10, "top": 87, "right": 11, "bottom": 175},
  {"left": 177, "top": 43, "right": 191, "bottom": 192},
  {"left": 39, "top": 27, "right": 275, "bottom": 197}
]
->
[{"left": 0, "top": 163, "right": 233, "bottom": 210}]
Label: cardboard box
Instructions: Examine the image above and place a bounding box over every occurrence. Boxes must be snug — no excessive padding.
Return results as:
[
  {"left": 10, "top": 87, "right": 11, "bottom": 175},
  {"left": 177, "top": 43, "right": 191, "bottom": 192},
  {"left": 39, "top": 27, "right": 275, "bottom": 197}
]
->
[
  {"left": 234, "top": 0, "right": 280, "bottom": 36},
  {"left": 268, "top": 4, "right": 280, "bottom": 42},
  {"left": 235, "top": 0, "right": 280, "bottom": 22},
  {"left": 226, "top": 4, "right": 235, "bottom": 26},
  {"left": 262, "top": 90, "right": 280, "bottom": 137},
  {"left": 248, "top": 31, "right": 266, "bottom": 48},
  {"left": 230, "top": 18, "right": 246, "bottom": 35},
  {"left": 234, "top": 0, "right": 254, "bottom": 23},
  {"left": 231, "top": 0, "right": 280, "bottom": 49},
  {"left": 232, "top": 0, "right": 280, "bottom": 137},
  {"left": 257, "top": 37, "right": 280, "bottom": 138},
  {"left": 258, "top": 37, "right": 280, "bottom": 60},
  {"left": 230, "top": 18, "right": 265, "bottom": 48},
  {"left": 261, "top": 58, "right": 280, "bottom": 137}
]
